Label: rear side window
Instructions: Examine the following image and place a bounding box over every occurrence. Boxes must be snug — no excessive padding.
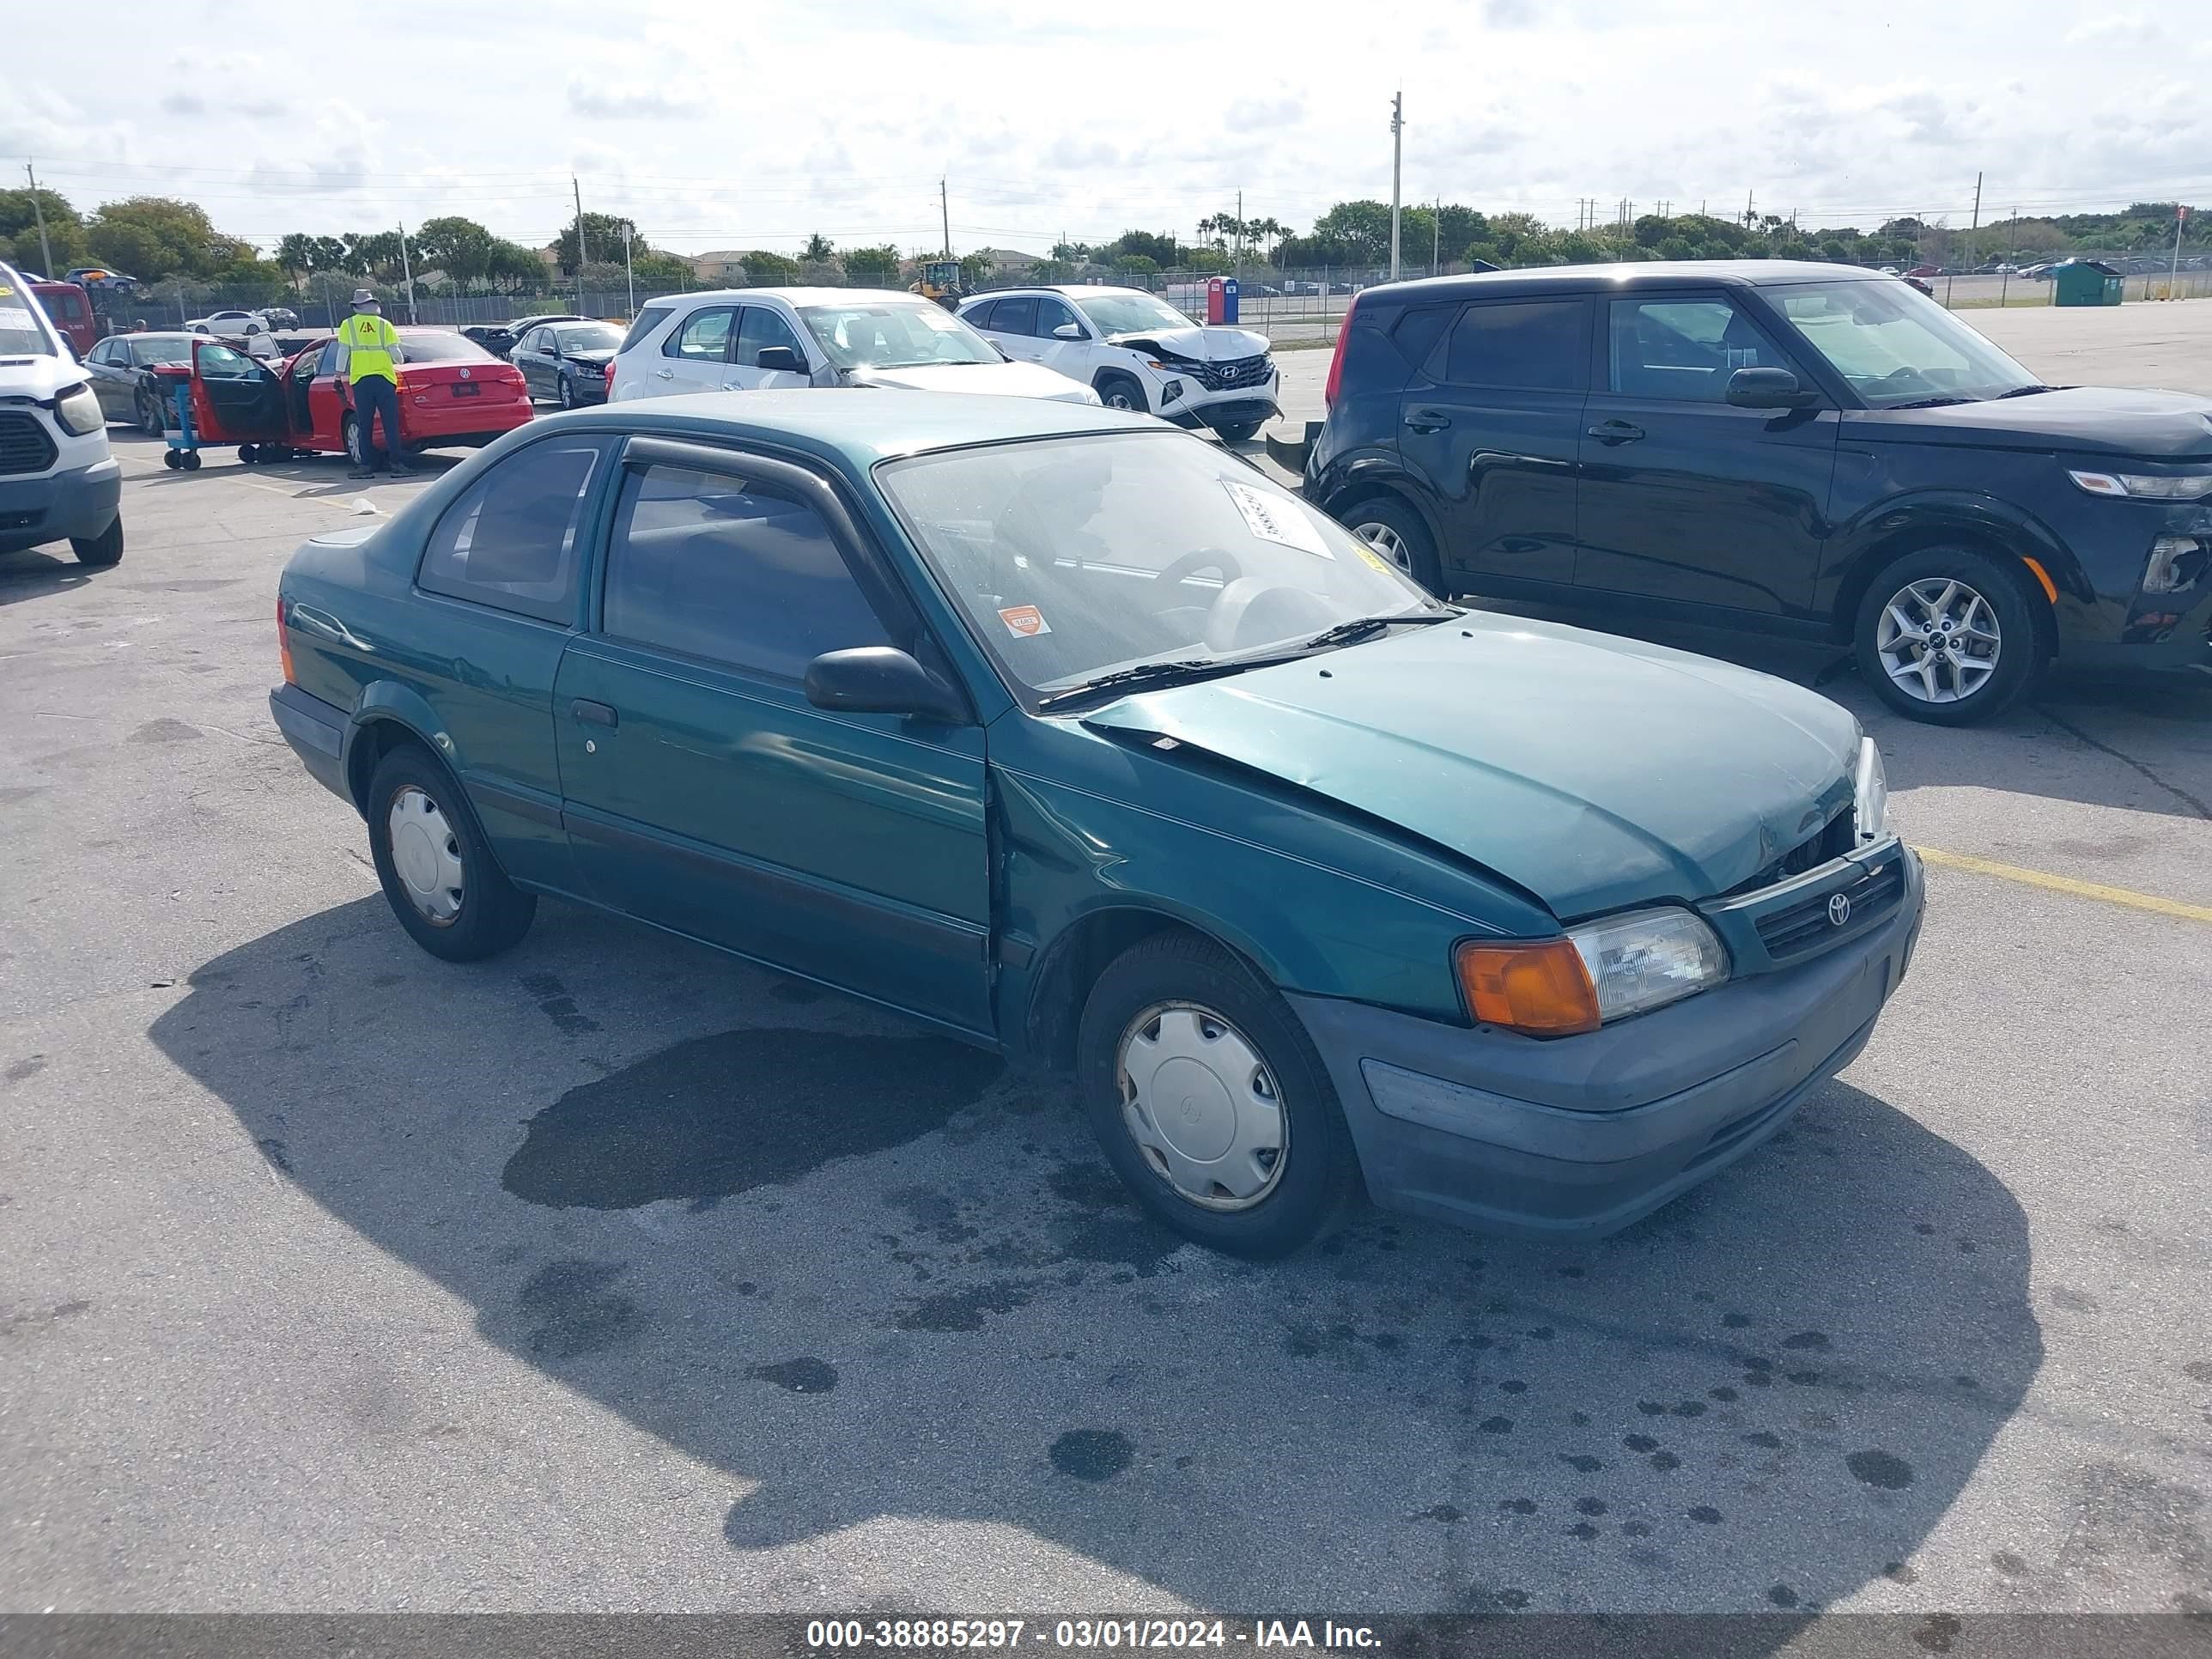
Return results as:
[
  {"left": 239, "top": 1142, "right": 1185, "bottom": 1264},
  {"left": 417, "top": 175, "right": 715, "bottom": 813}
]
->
[
  {"left": 620, "top": 306, "right": 673, "bottom": 352},
  {"left": 665, "top": 307, "right": 737, "bottom": 362},
  {"left": 963, "top": 301, "right": 999, "bottom": 331},
  {"left": 600, "top": 463, "right": 891, "bottom": 679},
  {"left": 417, "top": 437, "right": 605, "bottom": 623},
  {"left": 990, "top": 296, "right": 1038, "bottom": 337},
  {"left": 1437, "top": 299, "right": 1588, "bottom": 392}
]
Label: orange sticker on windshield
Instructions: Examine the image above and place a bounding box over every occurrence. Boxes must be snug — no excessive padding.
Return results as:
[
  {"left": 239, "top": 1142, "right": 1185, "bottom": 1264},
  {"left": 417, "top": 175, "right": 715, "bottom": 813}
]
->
[{"left": 999, "top": 605, "right": 1052, "bottom": 638}]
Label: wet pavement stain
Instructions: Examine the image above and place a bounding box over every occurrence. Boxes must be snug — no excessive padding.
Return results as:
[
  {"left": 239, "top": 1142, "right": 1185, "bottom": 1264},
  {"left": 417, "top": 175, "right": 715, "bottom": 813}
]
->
[
  {"left": 501, "top": 1029, "right": 1004, "bottom": 1209},
  {"left": 129, "top": 718, "right": 204, "bottom": 744},
  {"left": 1848, "top": 1449, "right": 1917, "bottom": 1490},
  {"left": 520, "top": 972, "right": 600, "bottom": 1036},
  {"left": 518, "top": 1259, "right": 641, "bottom": 1359},
  {"left": 896, "top": 1280, "right": 1035, "bottom": 1333},
  {"left": 748, "top": 1357, "right": 839, "bottom": 1394},
  {"left": 1050, "top": 1429, "right": 1133, "bottom": 1481}
]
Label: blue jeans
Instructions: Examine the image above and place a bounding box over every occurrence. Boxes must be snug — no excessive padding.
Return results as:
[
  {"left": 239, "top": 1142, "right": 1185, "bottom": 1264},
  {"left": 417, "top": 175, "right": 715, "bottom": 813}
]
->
[{"left": 351, "top": 376, "right": 403, "bottom": 471}]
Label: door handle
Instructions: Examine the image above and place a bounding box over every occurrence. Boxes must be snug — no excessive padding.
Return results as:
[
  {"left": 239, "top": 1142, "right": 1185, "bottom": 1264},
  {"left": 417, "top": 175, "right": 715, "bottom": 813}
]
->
[
  {"left": 1403, "top": 410, "right": 1451, "bottom": 434},
  {"left": 654, "top": 368, "right": 675, "bottom": 380},
  {"left": 1587, "top": 420, "right": 1645, "bottom": 444},
  {"left": 570, "top": 699, "right": 617, "bottom": 728}
]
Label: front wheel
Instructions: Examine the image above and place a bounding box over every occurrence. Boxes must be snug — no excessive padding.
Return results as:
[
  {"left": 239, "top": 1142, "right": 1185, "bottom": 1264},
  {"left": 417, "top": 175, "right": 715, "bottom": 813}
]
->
[
  {"left": 1342, "top": 495, "right": 1443, "bottom": 594},
  {"left": 365, "top": 744, "right": 537, "bottom": 962},
  {"left": 1094, "top": 373, "right": 1147, "bottom": 413},
  {"left": 1212, "top": 420, "right": 1261, "bottom": 444},
  {"left": 556, "top": 375, "right": 576, "bottom": 410},
  {"left": 1076, "top": 933, "right": 1356, "bottom": 1258},
  {"left": 70, "top": 515, "right": 124, "bottom": 567},
  {"left": 136, "top": 387, "right": 166, "bottom": 436},
  {"left": 1853, "top": 546, "right": 2042, "bottom": 725}
]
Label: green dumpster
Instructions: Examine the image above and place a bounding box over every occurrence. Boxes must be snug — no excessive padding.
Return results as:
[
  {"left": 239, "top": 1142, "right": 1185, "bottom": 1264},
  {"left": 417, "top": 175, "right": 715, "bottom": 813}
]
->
[{"left": 2053, "top": 260, "right": 2122, "bottom": 307}]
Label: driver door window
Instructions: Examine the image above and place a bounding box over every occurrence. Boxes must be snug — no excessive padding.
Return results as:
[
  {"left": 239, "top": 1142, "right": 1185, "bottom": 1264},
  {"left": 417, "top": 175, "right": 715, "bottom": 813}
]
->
[
  {"left": 729, "top": 306, "right": 810, "bottom": 388},
  {"left": 1607, "top": 298, "right": 1791, "bottom": 403}
]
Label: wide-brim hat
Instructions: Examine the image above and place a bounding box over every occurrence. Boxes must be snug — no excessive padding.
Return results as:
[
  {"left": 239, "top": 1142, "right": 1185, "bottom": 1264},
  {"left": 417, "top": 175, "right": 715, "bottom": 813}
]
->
[{"left": 349, "top": 288, "right": 377, "bottom": 307}]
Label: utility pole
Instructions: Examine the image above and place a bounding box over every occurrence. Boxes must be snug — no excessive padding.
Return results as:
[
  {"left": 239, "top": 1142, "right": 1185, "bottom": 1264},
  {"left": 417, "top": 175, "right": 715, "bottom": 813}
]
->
[
  {"left": 2172, "top": 204, "right": 2188, "bottom": 299},
  {"left": 1745, "top": 189, "right": 1755, "bottom": 230},
  {"left": 572, "top": 176, "right": 588, "bottom": 309},
  {"left": 623, "top": 224, "right": 635, "bottom": 318},
  {"left": 1432, "top": 197, "right": 1441, "bottom": 276},
  {"left": 1967, "top": 170, "right": 1983, "bottom": 270},
  {"left": 1389, "top": 90, "right": 1403, "bottom": 281},
  {"left": 1235, "top": 188, "right": 1243, "bottom": 275},
  {"left": 24, "top": 161, "right": 53, "bottom": 275},
  {"left": 940, "top": 177, "right": 951, "bottom": 260},
  {"left": 396, "top": 222, "right": 416, "bottom": 323}
]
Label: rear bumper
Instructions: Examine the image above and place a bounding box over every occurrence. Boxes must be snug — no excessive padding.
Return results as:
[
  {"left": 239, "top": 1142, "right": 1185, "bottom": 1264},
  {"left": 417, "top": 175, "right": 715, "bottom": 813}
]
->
[
  {"left": 1288, "top": 850, "right": 1923, "bottom": 1239},
  {"left": 404, "top": 400, "right": 532, "bottom": 447},
  {"left": 268, "top": 683, "right": 351, "bottom": 806},
  {"left": 0, "top": 456, "right": 122, "bottom": 554}
]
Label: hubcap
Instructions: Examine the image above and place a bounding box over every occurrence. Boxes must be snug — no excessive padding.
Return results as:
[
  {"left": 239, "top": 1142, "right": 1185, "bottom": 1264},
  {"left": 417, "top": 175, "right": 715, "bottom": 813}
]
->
[
  {"left": 1115, "top": 1002, "right": 1286, "bottom": 1212},
  {"left": 386, "top": 786, "right": 465, "bottom": 924},
  {"left": 1353, "top": 520, "right": 1413, "bottom": 574},
  {"left": 1875, "top": 576, "right": 2001, "bottom": 704}
]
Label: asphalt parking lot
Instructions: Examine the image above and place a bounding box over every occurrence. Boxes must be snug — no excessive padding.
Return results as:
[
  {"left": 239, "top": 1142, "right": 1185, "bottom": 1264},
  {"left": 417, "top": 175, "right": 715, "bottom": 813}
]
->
[{"left": 2, "top": 305, "right": 2209, "bottom": 1622}]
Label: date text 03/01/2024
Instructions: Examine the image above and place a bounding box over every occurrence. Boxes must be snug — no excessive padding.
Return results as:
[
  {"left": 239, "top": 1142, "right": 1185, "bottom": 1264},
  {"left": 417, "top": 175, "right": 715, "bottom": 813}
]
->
[{"left": 803, "top": 1618, "right": 1382, "bottom": 1650}]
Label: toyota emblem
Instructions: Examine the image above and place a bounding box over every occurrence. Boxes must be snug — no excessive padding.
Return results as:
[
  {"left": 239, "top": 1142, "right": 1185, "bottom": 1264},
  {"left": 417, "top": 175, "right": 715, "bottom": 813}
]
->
[
  {"left": 1827, "top": 891, "right": 1852, "bottom": 927},
  {"left": 459, "top": 367, "right": 472, "bottom": 380}
]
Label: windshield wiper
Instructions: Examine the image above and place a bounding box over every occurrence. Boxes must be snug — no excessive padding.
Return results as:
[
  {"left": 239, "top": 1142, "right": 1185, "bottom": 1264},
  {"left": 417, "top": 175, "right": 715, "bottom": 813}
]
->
[
  {"left": 1297, "top": 611, "right": 1458, "bottom": 652},
  {"left": 1886, "top": 394, "right": 1981, "bottom": 410},
  {"left": 1035, "top": 659, "right": 1257, "bottom": 712},
  {"left": 1996, "top": 383, "right": 2062, "bottom": 398}
]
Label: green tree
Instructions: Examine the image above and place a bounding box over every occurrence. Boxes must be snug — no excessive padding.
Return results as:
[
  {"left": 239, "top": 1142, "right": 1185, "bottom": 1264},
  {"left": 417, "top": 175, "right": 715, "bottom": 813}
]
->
[
  {"left": 801, "top": 233, "right": 836, "bottom": 263},
  {"left": 0, "top": 187, "right": 86, "bottom": 270},
  {"left": 1107, "top": 229, "right": 1182, "bottom": 267},
  {"left": 841, "top": 244, "right": 902, "bottom": 284},
  {"left": 958, "top": 252, "right": 991, "bottom": 287},
  {"left": 1111, "top": 252, "right": 1158, "bottom": 274},
  {"left": 414, "top": 216, "right": 498, "bottom": 284},
  {"left": 85, "top": 196, "right": 240, "bottom": 279},
  {"left": 554, "top": 213, "right": 640, "bottom": 274},
  {"left": 483, "top": 240, "right": 548, "bottom": 292},
  {"left": 629, "top": 252, "right": 695, "bottom": 292},
  {"left": 739, "top": 250, "right": 800, "bottom": 284}
]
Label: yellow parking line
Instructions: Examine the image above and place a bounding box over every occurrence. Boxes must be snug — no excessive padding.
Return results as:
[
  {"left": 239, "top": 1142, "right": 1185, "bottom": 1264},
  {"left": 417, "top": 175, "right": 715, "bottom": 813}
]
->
[{"left": 1915, "top": 845, "right": 2212, "bottom": 924}]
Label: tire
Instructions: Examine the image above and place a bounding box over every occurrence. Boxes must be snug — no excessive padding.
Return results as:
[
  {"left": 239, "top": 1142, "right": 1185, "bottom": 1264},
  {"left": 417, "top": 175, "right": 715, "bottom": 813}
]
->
[
  {"left": 341, "top": 413, "right": 362, "bottom": 467},
  {"left": 70, "top": 515, "right": 124, "bottom": 567},
  {"left": 1852, "top": 545, "right": 2043, "bottom": 726},
  {"left": 1094, "top": 373, "right": 1148, "bottom": 413},
  {"left": 181, "top": 452, "right": 201, "bottom": 471},
  {"left": 1212, "top": 420, "right": 1261, "bottom": 444},
  {"left": 1075, "top": 932, "right": 1357, "bottom": 1259},
  {"left": 364, "top": 743, "right": 536, "bottom": 963},
  {"left": 161, "top": 451, "right": 180, "bottom": 471},
  {"left": 1340, "top": 494, "right": 1443, "bottom": 595},
  {"left": 556, "top": 375, "right": 576, "bottom": 410},
  {"left": 239, "top": 444, "right": 258, "bottom": 465},
  {"left": 136, "top": 387, "right": 166, "bottom": 436}
]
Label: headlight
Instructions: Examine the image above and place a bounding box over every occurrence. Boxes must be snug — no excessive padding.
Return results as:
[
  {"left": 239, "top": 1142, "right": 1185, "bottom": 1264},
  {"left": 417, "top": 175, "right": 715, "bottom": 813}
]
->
[
  {"left": 1854, "top": 737, "right": 1889, "bottom": 844},
  {"left": 53, "top": 381, "right": 104, "bottom": 437},
  {"left": 1456, "top": 908, "right": 1728, "bottom": 1037},
  {"left": 2144, "top": 536, "right": 2207, "bottom": 595},
  {"left": 2068, "top": 469, "right": 2212, "bottom": 501}
]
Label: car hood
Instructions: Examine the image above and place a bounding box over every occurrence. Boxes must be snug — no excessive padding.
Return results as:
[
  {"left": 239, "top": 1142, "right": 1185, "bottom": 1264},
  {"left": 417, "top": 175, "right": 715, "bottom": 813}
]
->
[
  {"left": 0, "top": 353, "right": 90, "bottom": 397},
  {"left": 1080, "top": 614, "right": 1861, "bottom": 919},
  {"left": 562, "top": 349, "right": 616, "bottom": 368},
  {"left": 1104, "top": 325, "right": 1271, "bottom": 363},
  {"left": 848, "top": 360, "right": 1101, "bottom": 403},
  {"left": 1850, "top": 386, "right": 2212, "bottom": 459}
]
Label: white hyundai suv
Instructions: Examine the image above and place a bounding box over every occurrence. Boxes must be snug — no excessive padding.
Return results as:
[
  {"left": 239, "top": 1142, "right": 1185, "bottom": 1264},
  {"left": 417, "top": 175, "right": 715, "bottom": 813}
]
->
[
  {"left": 0, "top": 261, "right": 124, "bottom": 567},
  {"left": 608, "top": 288, "right": 1100, "bottom": 406},
  {"left": 957, "top": 285, "right": 1279, "bottom": 441}
]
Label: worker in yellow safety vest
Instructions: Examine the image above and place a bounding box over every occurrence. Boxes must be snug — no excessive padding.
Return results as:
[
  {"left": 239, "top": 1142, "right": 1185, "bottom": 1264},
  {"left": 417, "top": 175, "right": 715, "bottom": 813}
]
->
[{"left": 337, "top": 289, "right": 408, "bottom": 478}]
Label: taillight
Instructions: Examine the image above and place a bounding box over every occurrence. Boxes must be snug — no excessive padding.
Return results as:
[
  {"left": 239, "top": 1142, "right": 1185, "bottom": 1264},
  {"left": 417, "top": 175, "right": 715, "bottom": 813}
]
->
[
  {"left": 1322, "top": 295, "right": 1359, "bottom": 407},
  {"left": 276, "top": 597, "right": 296, "bottom": 685}
]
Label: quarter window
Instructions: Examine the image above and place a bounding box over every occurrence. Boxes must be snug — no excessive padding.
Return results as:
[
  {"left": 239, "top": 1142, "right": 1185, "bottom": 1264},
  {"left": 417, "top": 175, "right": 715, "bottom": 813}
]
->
[
  {"left": 963, "top": 300, "right": 1000, "bottom": 331},
  {"left": 600, "top": 463, "right": 890, "bottom": 679},
  {"left": 619, "top": 306, "right": 673, "bottom": 353},
  {"left": 1437, "top": 300, "right": 1588, "bottom": 392},
  {"left": 1608, "top": 298, "right": 1790, "bottom": 402},
  {"left": 989, "top": 296, "right": 1038, "bottom": 338},
  {"left": 416, "top": 438, "right": 605, "bottom": 623},
  {"left": 665, "top": 307, "right": 738, "bottom": 362}
]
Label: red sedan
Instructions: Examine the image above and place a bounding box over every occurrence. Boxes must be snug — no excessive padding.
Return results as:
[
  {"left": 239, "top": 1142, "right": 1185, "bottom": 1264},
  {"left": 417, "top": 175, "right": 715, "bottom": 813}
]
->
[{"left": 185, "top": 330, "right": 532, "bottom": 465}]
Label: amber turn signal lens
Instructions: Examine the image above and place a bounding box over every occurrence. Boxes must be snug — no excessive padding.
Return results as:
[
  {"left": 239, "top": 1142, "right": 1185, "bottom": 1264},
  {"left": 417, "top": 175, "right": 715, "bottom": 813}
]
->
[
  {"left": 1456, "top": 939, "right": 1601, "bottom": 1036},
  {"left": 276, "top": 597, "right": 296, "bottom": 686}
]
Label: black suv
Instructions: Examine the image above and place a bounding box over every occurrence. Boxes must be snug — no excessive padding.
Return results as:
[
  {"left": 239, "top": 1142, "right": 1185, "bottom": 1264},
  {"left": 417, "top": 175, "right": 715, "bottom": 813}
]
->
[{"left": 1291, "top": 262, "right": 2212, "bottom": 724}]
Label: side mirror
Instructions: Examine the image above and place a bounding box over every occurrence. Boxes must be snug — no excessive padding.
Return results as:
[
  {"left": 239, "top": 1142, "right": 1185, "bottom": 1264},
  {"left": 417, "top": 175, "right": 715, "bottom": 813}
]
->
[
  {"left": 1052, "top": 322, "right": 1084, "bottom": 340},
  {"left": 1725, "top": 367, "right": 1819, "bottom": 410},
  {"left": 804, "top": 647, "right": 967, "bottom": 722},
  {"left": 755, "top": 345, "right": 805, "bottom": 373}
]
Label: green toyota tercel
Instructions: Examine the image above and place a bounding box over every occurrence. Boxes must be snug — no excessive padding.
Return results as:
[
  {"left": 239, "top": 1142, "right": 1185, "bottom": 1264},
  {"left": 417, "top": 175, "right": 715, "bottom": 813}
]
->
[{"left": 270, "top": 391, "right": 1922, "bottom": 1257}]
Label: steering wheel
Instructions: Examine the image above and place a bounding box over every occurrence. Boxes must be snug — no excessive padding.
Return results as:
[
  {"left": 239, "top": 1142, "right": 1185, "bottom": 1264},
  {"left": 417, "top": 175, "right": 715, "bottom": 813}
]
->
[{"left": 1152, "top": 547, "right": 1244, "bottom": 592}]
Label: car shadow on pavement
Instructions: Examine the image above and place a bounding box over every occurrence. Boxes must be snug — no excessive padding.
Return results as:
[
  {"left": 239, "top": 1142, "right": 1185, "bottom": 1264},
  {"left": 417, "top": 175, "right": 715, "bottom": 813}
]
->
[
  {"left": 149, "top": 896, "right": 2042, "bottom": 1614},
  {"left": 0, "top": 549, "right": 98, "bottom": 605}
]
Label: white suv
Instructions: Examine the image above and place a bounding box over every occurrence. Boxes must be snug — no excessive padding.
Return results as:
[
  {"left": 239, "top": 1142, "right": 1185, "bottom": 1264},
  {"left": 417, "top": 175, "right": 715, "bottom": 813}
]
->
[
  {"left": 607, "top": 288, "right": 1100, "bottom": 406},
  {"left": 957, "top": 285, "right": 1279, "bottom": 441},
  {"left": 0, "top": 261, "right": 124, "bottom": 567}
]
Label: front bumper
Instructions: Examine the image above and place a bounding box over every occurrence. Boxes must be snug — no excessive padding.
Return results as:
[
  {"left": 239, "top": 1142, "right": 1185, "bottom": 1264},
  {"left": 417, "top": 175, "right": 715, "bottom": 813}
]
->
[
  {"left": 1289, "top": 848, "right": 1924, "bottom": 1239},
  {"left": 1166, "top": 395, "right": 1281, "bottom": 434},
  {"left": 0, "top": 456, "right": 121, "bottom": 554}
]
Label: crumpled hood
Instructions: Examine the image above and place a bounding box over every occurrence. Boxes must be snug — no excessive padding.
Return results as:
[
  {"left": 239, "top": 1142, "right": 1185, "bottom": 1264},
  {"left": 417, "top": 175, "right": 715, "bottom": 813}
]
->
[
  {"left": 563, "top": 349, "right": 615, "bottom": 368},
  {"left": 1851, "top": 386, "right": 2212, "bottom": 459},
  {"left": 1081, "top": 613, "right": 1861, "bottom": 918},
  {"left": 848, "top": 360, "right": 1100, "bottom": 403},
  {"left": 1106, "top": 325, "right": 1271, "bottom": 363}
]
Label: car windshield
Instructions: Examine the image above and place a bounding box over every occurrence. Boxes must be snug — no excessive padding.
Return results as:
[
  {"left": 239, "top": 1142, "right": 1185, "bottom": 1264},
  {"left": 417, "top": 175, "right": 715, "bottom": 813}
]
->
[
  {"left": 131, "top": 335, "right": 197, "bottom": 366},
  {"left": 398, "top": 331, "right": 496, "bottom": 363},
  {"left": 878, "top": 430, "right": 1445, "bottom": 704},
  {"left": 1073, "top": 292, "right": 1195, "bottom": 336},
  {"left": 0, "top": 276, "right": 56, "bottom": 356},
  {"left": 798, "top": 302, "right": 999, "bottom": 368},
  {"left": 1771, "top": 279, "right": 2040, "bottom": 408},
  {"left": 556, "top": 324, "right": 622, "bottom": 352}
]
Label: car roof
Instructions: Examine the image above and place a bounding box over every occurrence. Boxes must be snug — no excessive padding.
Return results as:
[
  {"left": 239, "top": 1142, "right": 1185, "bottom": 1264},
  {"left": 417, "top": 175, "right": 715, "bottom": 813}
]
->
[
  {"left": 1358, "top": 260, "right": 1890, "bottom": 302},
  {"left": 980, "top": 285, "right": 1147, "bottom": 301},
  {"left": 659, "top": 287, "right": 928, "bottom": 310},
  {"left": 562, "top": 387, "right": 1163, "bottom": 465}
]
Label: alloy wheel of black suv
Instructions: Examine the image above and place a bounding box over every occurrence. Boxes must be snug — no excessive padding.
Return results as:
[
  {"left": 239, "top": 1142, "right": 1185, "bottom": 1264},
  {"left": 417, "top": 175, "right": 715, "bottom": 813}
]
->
[{"left": 1852, "top": 546, "right": 2042, "bottom": 724}]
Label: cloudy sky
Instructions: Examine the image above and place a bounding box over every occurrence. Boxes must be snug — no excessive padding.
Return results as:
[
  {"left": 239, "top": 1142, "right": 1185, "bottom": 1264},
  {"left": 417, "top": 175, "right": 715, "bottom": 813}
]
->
[{"left": 9, "top": 0, "right": 2203, "bottom": 258}]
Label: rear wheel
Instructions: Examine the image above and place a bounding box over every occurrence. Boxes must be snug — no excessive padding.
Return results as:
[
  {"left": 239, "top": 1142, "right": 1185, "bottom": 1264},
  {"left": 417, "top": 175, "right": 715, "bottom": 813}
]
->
[
  {"left": 1342, "top": 495, "right": 1443, "bottom": 595},
  {"left": 365, "top": 744, "right": 536, "bottom": 962},
  {"left": 1076, "top": 933, "right": 1356, "bottom": 1258},
  {"left": 70, "top": 515, "right": 124, "bottom": 567},
  {"left": 1853, "top": 545, "right": 2042, "bottom": 725}
]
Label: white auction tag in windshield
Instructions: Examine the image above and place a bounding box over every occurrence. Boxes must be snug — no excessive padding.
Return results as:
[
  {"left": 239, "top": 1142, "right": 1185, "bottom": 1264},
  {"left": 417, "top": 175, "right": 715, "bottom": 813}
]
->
[
  {"left": 0, "top": 307, "right": 36, "bottom": 331},
  {"left": 1221, "top": 478, "right": 1333, "bottom": 558}
]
